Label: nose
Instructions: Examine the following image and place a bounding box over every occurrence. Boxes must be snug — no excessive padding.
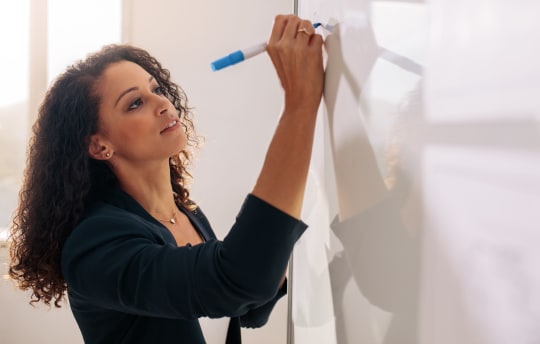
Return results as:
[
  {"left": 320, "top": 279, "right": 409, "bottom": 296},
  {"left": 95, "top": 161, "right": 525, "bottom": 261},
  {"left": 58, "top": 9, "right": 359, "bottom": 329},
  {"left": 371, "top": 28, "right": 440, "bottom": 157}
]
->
[{"left": 155, "top": 94, "right": 170, "bottom": 116}]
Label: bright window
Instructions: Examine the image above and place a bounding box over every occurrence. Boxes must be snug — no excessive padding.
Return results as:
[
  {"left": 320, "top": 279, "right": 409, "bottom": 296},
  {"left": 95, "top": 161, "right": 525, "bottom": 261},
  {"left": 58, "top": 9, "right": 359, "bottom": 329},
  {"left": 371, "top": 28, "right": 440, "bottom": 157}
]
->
[
  {"left": 48, "top": 0, "right": 122, "bottom": 83},
  {"left": 0, "top": 0, "right": 122, "bottom": 238}
]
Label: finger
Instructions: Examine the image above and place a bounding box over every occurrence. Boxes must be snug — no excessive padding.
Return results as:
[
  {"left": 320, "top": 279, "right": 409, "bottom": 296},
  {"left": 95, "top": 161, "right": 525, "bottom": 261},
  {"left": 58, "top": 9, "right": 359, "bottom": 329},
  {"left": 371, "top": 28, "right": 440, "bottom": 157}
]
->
[
  {"left": 268, "top": 14, "right": 289, "bottom": 46},
  {"left": 267, "top": 15, "right": 288, "bottom": 77},
  {"left": 267, "top": 17, "right": 289, "bottom": 88},
  {"left": 283, "top": 15, "right": 302, "bottom": 39},
  {"left": 296, "top": 20, "right": 314, "bottom": 40},
  {"left": 308, "top": 30, "right": 324, "bottom": 48}
]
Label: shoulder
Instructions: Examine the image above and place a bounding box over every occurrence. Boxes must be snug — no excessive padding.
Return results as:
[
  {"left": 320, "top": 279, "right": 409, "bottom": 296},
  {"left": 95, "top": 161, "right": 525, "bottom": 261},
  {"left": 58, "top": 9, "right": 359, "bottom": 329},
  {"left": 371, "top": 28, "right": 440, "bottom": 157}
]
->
[
  {"left": 63, "top": 202, "right": 174, "bottom": 256},
  {"left": 76, "top": 202, "right": 149, "bottom": 236}
]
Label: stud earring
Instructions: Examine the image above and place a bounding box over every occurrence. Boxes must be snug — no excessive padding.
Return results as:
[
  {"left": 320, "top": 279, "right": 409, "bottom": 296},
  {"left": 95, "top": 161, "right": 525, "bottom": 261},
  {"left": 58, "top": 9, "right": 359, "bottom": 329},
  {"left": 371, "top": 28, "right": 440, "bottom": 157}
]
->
[{"left": 106, "top": 152, "right": 111, "bottom": 158}]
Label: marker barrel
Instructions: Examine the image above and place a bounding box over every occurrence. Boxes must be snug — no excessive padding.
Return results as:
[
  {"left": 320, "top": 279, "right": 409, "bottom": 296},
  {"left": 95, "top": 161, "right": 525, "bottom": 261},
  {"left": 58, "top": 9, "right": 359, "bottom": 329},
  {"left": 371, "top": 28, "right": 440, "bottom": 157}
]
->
[
  {"left": 242, "top": 42, "right": 267, "bottom": 59},
  {"left": 211, "top": 51, "right": 245, "bottom": 71},
  {"left": 211, "top": 23, "right": 331, "bottom": 71}
]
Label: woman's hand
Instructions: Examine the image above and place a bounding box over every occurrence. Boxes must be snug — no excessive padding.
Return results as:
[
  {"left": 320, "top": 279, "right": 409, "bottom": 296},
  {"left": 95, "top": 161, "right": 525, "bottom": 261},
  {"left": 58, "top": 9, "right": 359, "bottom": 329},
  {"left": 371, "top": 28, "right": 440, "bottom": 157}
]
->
[{"left": 266, "top": 15, "right": 324, "bottom": 114}]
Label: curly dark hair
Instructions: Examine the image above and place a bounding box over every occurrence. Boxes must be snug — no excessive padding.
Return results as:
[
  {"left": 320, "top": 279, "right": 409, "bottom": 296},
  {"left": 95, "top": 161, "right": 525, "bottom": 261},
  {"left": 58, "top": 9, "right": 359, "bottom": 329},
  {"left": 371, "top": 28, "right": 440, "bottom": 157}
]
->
[{"left": 8, "top": 44, "right": 200, "bottom": 307}]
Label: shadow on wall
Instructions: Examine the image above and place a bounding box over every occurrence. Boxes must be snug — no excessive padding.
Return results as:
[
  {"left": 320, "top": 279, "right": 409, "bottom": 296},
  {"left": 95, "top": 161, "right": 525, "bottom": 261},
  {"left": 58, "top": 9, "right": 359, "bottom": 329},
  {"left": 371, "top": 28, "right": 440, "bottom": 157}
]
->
[
  {"left": 327, "top": 82, "right": 424, "bottom": 344},
  {"left": 294, "top": 9, "right": 427, "bottom": 342}
]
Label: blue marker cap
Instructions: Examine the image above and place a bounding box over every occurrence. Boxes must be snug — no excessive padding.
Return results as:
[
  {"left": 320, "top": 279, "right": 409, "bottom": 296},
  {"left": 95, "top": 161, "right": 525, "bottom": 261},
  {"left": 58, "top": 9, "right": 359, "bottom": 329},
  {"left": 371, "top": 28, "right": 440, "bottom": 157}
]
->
[{"left": 211, "top": 50, "right": 245, "bottom": 71}]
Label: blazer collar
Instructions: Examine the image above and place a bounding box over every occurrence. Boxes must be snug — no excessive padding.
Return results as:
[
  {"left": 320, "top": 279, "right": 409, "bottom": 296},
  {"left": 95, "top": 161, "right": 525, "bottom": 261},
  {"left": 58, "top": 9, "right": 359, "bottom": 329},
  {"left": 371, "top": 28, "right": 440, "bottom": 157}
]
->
[{"left": 104, "top": 187, "right": 215, "bottom": 242}]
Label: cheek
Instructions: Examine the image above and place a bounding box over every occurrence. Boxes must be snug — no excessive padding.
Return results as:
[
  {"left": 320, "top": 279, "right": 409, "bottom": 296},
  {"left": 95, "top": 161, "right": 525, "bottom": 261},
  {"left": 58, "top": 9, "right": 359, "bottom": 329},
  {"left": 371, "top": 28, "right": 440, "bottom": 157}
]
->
[
  {"left": 108, "top": 120, "right": 155, "bottom": 150},
  {"left": 124, "top": 117, "right": 154, "bottom": 135},
  {"left": 97, "top": 109, "right": 144, "bottom": 141},
  {"left": 178, "top": 127, "right": 189, "bottom": 147}
]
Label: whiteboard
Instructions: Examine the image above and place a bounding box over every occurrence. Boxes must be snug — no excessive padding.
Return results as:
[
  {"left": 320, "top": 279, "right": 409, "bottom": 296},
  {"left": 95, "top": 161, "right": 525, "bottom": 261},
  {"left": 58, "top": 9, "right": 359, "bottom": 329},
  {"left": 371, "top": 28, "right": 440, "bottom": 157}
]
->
[{"left": 292, "top": 1, "right": 540, "bottom": 343}]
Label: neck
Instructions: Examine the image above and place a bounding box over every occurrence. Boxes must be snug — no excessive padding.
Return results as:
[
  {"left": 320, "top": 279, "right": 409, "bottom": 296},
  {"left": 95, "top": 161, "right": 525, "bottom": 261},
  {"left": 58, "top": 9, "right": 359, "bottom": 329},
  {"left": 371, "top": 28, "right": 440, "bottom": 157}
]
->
[{"left": 114, "top": 159, "right": 177, "bottom": 218}]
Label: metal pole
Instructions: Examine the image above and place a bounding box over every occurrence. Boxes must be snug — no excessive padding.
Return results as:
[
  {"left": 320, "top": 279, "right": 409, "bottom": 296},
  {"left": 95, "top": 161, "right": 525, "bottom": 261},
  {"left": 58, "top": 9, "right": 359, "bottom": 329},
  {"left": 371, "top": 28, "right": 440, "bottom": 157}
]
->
[
  {"left": 287, "top": 3, "right": 298, "bottom": 344},
  {"left": 286, "top": 253, "right": 294, "bottom": 344}
]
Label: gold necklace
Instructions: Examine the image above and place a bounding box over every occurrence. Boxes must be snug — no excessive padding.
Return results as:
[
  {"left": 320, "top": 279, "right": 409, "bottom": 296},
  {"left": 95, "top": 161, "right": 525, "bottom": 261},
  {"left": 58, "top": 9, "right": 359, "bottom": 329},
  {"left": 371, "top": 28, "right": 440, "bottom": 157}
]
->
[{"left": 155, "top": 209, "right": 178, "bottom": 224}]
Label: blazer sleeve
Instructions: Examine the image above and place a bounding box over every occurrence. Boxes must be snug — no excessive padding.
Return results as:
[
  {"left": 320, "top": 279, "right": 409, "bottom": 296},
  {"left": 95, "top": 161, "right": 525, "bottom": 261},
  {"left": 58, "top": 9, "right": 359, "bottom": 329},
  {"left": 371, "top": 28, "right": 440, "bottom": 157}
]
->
[
  {"left": 61, "top": 194, "right": 306, "bottom": 320},
  {"left": 239, "top": 278, "right": 287, "bottom": 328}
]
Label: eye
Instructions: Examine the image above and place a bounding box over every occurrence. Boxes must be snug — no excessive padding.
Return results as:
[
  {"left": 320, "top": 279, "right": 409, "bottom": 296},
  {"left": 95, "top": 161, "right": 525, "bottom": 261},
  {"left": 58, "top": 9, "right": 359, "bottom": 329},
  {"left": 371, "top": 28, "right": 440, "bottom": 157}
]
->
[
  {"left": 127, "top": 98, "right": 143, "bottom": 111},
  {"left": 154, "top": 85, "right": 164, "bottom": 95}
]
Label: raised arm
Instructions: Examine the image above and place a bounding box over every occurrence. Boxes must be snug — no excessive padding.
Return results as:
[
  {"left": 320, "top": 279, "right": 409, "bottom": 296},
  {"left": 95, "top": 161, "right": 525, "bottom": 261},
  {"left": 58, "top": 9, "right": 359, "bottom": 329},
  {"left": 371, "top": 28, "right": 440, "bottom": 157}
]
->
[{"left": 252, "top": 15, "right": 324, "bottom": 219}]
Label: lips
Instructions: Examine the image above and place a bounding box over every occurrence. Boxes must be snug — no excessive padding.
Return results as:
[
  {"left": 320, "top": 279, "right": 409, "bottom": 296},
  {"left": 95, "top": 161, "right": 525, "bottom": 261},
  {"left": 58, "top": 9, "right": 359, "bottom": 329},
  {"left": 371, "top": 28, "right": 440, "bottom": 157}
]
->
[{"left": 160, "top": 120, "right": 178, "bottom": 134}]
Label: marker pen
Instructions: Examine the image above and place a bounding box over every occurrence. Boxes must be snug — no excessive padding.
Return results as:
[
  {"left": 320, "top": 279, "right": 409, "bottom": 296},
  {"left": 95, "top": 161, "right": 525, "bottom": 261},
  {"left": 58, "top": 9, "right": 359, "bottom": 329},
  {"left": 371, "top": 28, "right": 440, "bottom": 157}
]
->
[
  {"left": 211, "top": 42, "right": 267, "bottom": 71},
  {"left": 210, "top": 22, "right": 333, "bottom": 71}
]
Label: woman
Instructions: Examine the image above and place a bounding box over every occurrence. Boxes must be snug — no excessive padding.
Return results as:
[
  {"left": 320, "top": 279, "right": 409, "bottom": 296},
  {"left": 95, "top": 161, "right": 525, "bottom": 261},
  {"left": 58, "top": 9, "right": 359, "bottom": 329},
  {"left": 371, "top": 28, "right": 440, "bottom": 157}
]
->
[{"left": 9, "top": 14, "right": 323, "bottom": 343}]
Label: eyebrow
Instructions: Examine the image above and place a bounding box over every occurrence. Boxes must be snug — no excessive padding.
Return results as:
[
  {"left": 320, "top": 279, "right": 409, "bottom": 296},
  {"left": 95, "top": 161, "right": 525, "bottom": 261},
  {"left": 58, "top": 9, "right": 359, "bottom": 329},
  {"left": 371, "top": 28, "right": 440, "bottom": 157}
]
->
[{"left": 114, "top": 75, "right": 155, "bottom": 107}]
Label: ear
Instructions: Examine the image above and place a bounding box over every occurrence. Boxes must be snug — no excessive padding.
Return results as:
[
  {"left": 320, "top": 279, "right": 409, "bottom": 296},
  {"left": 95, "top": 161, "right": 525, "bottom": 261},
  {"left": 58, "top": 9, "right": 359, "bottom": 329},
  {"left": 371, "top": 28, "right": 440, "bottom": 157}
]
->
[{"left": 88, "top": 134, "right": 113, "bottom": 160}]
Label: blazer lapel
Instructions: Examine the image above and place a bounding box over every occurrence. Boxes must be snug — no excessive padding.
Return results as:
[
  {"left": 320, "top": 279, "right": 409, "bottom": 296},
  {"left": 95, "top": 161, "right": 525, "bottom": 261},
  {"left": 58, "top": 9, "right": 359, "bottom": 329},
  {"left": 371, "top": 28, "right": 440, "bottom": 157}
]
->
[{"left": 179, "top": 207, "right": 217, "bottom": 242}]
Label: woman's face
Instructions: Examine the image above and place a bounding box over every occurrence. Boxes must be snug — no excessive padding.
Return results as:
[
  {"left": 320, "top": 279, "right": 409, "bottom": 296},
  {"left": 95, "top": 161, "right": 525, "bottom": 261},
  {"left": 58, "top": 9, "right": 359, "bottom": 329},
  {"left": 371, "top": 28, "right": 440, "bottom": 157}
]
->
[{"left": 93, "top": 60, "right": 187, "bottom": 164}]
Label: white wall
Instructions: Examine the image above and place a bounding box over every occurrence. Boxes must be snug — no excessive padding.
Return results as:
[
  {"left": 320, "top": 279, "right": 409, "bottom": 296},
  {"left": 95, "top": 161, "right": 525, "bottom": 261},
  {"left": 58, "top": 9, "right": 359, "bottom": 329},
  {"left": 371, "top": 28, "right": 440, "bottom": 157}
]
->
[
  {"left": 125, "top": 0, "right": 293, "bottom": 343},
  {"left": 0, "top": 245, "right": 83, "bottom": 343}
]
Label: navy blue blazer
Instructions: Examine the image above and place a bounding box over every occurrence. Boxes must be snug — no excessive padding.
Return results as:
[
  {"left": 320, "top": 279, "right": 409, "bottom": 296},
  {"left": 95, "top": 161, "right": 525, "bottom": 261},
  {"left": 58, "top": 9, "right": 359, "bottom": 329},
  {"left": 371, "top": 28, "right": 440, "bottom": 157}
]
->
[{"left": 61, "top": 188, "right": 306, "bottom": 343}]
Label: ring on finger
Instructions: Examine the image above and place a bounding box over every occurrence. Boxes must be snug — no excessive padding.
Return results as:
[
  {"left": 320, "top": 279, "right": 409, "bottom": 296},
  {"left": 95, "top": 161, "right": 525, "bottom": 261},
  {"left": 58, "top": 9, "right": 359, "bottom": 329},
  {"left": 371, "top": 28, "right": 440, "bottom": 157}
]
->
[{"left": 297, "top": 27, "right": 311, "bottom": 36}]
